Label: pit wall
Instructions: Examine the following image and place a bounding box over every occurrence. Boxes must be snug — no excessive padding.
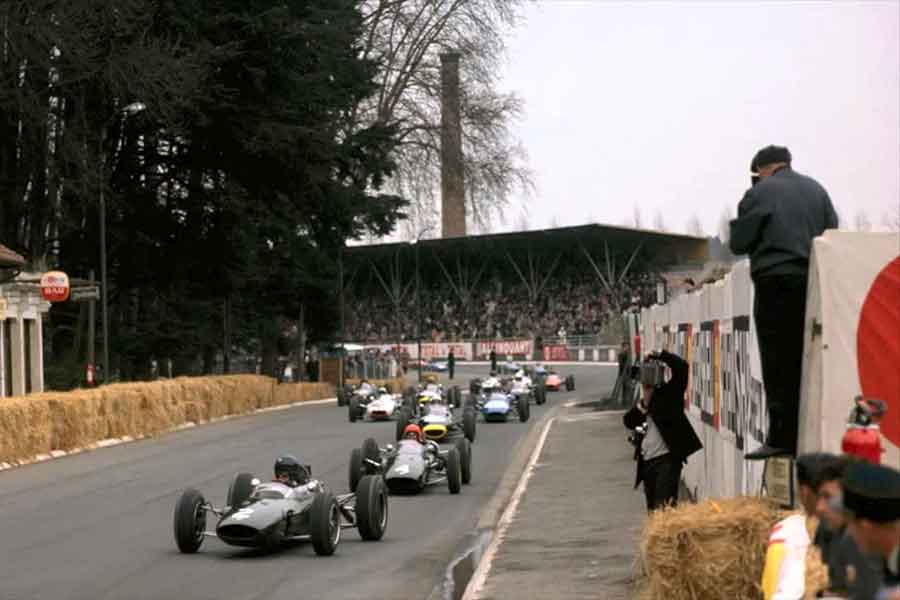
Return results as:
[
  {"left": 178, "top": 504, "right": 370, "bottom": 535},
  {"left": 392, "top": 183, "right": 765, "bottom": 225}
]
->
[
  {"left": 0, "top": 375, "right": 349, "bottom": 466},
  {"left": 637, "top": 231, "right": 899, "bottom": 500}
]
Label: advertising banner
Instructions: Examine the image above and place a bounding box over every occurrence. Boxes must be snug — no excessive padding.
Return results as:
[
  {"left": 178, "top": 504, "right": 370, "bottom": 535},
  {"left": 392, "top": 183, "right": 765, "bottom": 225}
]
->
[
  {"left": 475, "top": 339, "right": 533, "bottom": 359},
  {"left": 542, "top": 344, "right": 569, "bottom": 361}
]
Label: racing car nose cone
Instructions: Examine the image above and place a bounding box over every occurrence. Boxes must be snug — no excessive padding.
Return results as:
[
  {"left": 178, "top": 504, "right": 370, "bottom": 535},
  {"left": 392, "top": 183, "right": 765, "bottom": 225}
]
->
[{"left": 423, "top": 424, "right": 448, "bottom": 440}]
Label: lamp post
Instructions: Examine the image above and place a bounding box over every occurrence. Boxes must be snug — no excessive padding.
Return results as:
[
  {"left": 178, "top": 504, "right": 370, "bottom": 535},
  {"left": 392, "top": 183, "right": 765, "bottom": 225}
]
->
[{"left": 99, "top": 102, "right": 146, "bottom": 383}]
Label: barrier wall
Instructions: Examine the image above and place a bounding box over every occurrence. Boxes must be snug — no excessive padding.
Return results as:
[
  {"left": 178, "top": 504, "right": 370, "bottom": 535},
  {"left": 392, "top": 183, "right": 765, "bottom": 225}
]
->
[
  {"left": 639, "top": 231, "right": 899, "bottom": 500},
  {"left": 0, "top": 376, "right": 338, "bottom": 466}
]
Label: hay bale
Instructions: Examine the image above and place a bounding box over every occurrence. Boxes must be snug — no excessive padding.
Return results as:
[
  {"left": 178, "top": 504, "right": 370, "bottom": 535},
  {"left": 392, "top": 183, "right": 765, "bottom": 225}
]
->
[
  {"left": 0, "top": 395, "right": 53, "bottom": 463},
  {"left": 637, "top": 497, "right": 784, "bottom": 600}
]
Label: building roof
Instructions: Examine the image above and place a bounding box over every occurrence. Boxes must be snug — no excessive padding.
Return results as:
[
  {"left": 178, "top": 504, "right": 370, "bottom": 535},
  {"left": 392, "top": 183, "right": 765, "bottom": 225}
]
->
[
  {"left": 346, "top": 223, "right": 709, "bottom": 267},
  {"left": 0, "top": 243, "right": 26, "bottom": 268}
]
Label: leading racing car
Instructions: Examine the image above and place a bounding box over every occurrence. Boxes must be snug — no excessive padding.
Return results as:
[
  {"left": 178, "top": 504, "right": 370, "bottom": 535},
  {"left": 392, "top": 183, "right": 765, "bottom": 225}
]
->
[
  {"left": 173, "top": 454, "right": 387, "bottom": 556},
  {"left": 349, "top": 386, "right": 410, "bottom": 422},
  {"left": 348, "top": 429, "right": 471, "bottom": 495}
]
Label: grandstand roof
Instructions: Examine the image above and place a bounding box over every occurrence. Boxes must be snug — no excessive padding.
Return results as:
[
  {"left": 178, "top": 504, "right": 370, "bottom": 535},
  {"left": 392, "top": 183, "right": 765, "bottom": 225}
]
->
[{"left": 347, "top": 223, "right": 709, "bottom": 266}]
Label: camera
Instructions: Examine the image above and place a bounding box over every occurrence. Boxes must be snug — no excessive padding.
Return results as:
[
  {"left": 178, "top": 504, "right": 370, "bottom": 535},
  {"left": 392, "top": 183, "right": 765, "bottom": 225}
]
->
[
  {"left": 628, "top": 423, "right": 648, "bottom": 460},
  {"left": 629, "top": 358, "right": 666, "bottom": 387}
]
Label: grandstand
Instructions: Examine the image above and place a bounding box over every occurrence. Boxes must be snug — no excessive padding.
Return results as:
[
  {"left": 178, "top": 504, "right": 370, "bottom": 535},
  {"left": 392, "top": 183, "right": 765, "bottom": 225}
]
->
[{"left": 341, "top": 224, "right": 709, "bottom": 349}]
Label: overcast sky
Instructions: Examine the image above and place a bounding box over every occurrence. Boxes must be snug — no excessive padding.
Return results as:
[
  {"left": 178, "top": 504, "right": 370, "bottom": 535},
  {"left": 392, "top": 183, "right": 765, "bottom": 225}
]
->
[{"left": 496, "top": 0, "right": 900, "bottom": 236}]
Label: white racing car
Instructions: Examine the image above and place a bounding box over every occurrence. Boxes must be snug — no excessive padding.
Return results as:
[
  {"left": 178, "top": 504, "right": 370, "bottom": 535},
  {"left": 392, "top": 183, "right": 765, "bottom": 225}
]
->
[{"left": 349, "top": 387, "right": 407, "bottom": 422}]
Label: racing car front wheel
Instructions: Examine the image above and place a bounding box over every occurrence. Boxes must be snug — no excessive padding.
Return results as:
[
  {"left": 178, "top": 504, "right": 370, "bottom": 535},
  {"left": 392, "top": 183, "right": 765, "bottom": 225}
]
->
[
  {"left": 462, "top": 407, "right": 477, "bottom": 443},
  {"left": 349, "top": 396, "right": 360, "bottom": 423},
  {"left": 565, "top": 375, "right": 575, "bottom": 392},
  {"left": 310, "top": 491, "right": 341, "bottom": 556},
  {"left": 518, "top": 395, "right": 530, "bottom": 422},
  {"left": 227, "top": 472, "right": 256, "bottom": 509},
  {"left": 536, "top": 385, "right": 547, "bottom": 405},
  {"left": 395, "top": 408, "right": 412, "bottom": 441},
  {"left": 349, "top": 447, "right": 364, "bottom": 493},
  {"left": 446, "top": 448, "right": 462, "bottom": 494},
  {"left": 355, "top": 475, "right": 388, "bottom": 541},
  {"left": 173, "top": 488, "right": 206, "bottom": 554},
  {"left": 455, "top": 438, "right": 472, "bottom": 484}
]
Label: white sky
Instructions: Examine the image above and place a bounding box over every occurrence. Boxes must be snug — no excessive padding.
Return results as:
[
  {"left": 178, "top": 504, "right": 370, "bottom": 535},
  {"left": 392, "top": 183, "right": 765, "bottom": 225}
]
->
[{"left": 497, "top": 0, "right": 900, "bottom": 236}]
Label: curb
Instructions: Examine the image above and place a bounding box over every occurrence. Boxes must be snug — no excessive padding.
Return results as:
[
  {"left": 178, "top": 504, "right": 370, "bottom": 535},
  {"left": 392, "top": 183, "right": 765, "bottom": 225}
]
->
[{"left": 0, "top": 396, "right": 337, "bottom": 474}]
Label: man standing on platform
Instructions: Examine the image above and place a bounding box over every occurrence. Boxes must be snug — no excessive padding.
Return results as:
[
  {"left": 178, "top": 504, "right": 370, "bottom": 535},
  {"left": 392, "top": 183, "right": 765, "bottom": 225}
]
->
[
  {"left": 729, "top": 145, "right": 839, "bottom": 459},
  {"left": 447, "top": 349, "right": 456, "bottom": 380}
]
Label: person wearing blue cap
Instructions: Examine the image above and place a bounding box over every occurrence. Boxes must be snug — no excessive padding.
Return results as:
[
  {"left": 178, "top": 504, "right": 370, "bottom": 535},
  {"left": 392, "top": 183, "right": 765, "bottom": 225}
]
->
[{"left": 841, "top": 461, "right": 900, "bottom": 599}]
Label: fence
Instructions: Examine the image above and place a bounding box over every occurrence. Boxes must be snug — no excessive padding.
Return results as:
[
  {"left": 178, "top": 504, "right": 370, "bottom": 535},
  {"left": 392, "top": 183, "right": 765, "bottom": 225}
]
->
[{"left": 636, "top": 231, "right": 899, "bottom": 500}]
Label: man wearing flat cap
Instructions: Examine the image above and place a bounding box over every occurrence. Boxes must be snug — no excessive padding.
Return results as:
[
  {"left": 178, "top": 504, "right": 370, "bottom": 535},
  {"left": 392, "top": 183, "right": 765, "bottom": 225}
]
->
[
  {"left": 841, "top": 461, "right": 900, "bottom": 598},
  {"left": 729, "top": 145, "right": 839, "bottom": 460}
]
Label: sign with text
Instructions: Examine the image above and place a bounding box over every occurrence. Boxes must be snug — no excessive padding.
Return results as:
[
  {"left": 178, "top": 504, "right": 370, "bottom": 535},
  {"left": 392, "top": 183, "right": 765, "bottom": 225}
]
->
[
  {"left": 40, "top": 271, "right": 70, "bottom": 302},
  {"left": 70, "top": 286, "right": 100, "bottom": 301}
]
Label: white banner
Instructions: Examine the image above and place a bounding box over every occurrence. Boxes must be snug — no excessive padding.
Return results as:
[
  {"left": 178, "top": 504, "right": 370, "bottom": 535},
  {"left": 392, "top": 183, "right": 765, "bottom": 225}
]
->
[
  {"left": 474, "top": 339, "right": 534, "bottom": 359},
  {"left": 639, "top": 231, "right": 899, "bottom": 500},
  {"left": 361, "top": 342, "right": 473, "bottom": 361}
]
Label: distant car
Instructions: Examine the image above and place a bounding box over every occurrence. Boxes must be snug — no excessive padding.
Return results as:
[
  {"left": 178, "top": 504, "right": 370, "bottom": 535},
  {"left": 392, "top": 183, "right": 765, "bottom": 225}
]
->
[
  {"left": 467, "top": 389, "right": 530, "bottom": 423},
  {"left": 543, "top": 371, "right": 575, "bottom": 392},
  {"left": 498, "top": 361, "right": 522, "bottom": 375},
  {"left": 337, "top": 381, "right": 378, "bottom": 408},
  {"left": 172, "top": 464, "right": 387, "bottom": 556},
  {"left": 424, "top": 360, "right": 448, "bottom": 372},
  {"left": 348, "top": 388, "right": 406, "bottom": 422},
  {"left": 348, "top": 436, "right": 472, "bottom": 495}
]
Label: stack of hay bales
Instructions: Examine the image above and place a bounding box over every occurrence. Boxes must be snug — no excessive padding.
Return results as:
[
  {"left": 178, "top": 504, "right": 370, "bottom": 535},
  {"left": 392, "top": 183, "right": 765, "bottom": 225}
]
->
[
  {"left": 636, "top": 497, "right": 829, "bottom": 600},
  {"left": 0, "top": 375, "right": 337, "bottom": 465}
]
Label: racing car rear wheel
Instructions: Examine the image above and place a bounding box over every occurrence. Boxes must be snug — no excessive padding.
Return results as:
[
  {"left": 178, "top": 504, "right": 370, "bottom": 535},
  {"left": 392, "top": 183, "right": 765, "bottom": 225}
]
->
[
  {"left": 395, "top": 408, "right": 412, "bottom": 441},
  {"left": 349, "top": 396, "right": 360, "bottom": 423},
  {"left": 310, "top": 491, "right": 341, "bottom": 556},
  {"left": 173, "top": 488, "right": 206, "bottom": 554},
  {"left": 462, "top": 407, "right": 477, "bottom": 443},
  {"left": 446, "top": 448, "right": 462, "bottom": 494},
  {"left": 226, "top": 472, "right": 256, "bottom": 509},
  {"left": 518, "top": 395, "right": 530, "bottom": 422},
  {"left": 349, "top": 447, "right": 364, "bottom": 493},
  {"left": 455, "top": 438, "right": 472, "bottom": 484},
  {"left": 565, "top": 375, "right": 575, "bottom": 392},
  {"left": 536, "top": 385, "right": 546, "bottom": 405},
  {"left": 356, "top": 475, "right": 388, "bottom": 541}
]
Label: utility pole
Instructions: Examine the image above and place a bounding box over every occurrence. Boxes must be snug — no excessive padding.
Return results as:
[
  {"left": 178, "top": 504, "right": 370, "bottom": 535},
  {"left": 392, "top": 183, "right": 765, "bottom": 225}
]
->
[{"left": 99, "top": 127, "right": 110, "bottom": 383}]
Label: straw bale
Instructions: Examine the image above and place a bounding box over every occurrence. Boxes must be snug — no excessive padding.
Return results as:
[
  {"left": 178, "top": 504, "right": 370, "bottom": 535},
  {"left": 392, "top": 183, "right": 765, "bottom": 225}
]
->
[
  {"left": 0, "top": 395, "right": 53, "bottom": 463},
  {"left": 636, "top": 496, "right": 784, "bottom": 600}
]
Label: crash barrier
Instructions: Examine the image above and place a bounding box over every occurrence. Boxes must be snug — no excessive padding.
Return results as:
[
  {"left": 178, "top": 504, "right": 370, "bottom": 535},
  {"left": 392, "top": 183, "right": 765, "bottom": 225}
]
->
[
  {"left": 637, "top": 231, "right": 900, "bottom": 500},
  {"left": 355, "top": 339, "right": 621, "bottom": 363},
  {"left": 341, "top": 377, "right": 406, "bottom": 394},
  {"left": 0, "top": 375, "right": 336, "bottom": 465},
  {"left": 636, "top": 496, "right": 826, "bottom": 600}
]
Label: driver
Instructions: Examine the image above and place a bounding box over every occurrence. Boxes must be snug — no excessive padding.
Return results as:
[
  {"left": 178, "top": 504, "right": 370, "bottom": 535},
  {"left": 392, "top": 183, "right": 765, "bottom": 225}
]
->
[
  {"left": 402, "top": 424, "right": 440, "bottom": 457},
  {"left": 273, "top": 454, "right": 309, "bottom": 487},
  {"left": 377, "top": 386, "right": 388, "bottom": 396}
]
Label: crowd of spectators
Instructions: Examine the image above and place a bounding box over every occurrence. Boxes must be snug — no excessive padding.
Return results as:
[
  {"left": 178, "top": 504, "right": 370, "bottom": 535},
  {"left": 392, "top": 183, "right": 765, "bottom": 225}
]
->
[{"left": 345, "top": 271, "right": 660, "bottom": 343}]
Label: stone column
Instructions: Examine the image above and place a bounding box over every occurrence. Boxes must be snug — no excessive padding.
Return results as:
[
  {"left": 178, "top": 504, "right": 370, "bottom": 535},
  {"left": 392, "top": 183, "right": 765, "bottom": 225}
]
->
[
  {"left": 440, "top": 52, "right": 466, "bottom": 238},
  {"left": 9, "top": 315, "right": 25, "bottom": 396}
]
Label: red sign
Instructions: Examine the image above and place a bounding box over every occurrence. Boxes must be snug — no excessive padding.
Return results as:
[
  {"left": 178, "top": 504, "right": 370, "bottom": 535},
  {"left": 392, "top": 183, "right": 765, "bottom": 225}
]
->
[
  {"left": 543, "top": 344, "right": 569, "bottom": 361},
  {"left": 475, "top": 340, "right": 533, "bottom": 359},
  {"left": 40, "top": 271, "right": 70, "bottom": 302}
]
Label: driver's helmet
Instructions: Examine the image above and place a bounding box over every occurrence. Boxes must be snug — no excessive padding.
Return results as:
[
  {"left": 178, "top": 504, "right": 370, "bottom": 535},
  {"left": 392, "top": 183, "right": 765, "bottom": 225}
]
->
[
  {"left": 274, "top": 454, "right": 308, "bottom": 486},
  {"left": 425, "top": 374, "right": 438, "bottom": 384},
  {"left": 515, "top": 369, "right": 525, "bottom": 378},
  {"left": 403, "top": 424, "right": 424, "bottom": 442},
  {"left": 489, "top": 370, "right": 497, "bottom": 377},
  {"left": 378, "top": 386, "right": 388, "bottom": 395}
]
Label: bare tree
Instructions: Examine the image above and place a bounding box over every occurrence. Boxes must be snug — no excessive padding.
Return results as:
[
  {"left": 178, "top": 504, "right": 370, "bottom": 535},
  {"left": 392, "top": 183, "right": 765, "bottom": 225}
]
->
[
  {"left": 354, "top": 0, "right": 533, "bottom": 233},
  {"left": 854, "top": 210, "right": 872, "bottom": 232},
  {"left": 653, "top": 210, "right": 666, "bottom": 231},
  {"left": 686, "top": 214, "right": 704, "bottom": 237},
  {"left": 632, "top": 205, "right": 643, "bottom": 229},
  {"left": 516, "top": 209, "right": 530, "bottom": 232},
  {"left": 883, "top": 209, "right": 900, "bottom": 232}
]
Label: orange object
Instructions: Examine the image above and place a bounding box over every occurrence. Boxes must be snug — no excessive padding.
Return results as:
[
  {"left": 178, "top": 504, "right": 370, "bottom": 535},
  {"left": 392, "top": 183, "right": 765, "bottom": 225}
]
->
[
  {"left": 86, "top": 364, "right": 95, "bottom": 386},
  {"left": 842, "top": 426, "right": 883, "bottom": 464}
]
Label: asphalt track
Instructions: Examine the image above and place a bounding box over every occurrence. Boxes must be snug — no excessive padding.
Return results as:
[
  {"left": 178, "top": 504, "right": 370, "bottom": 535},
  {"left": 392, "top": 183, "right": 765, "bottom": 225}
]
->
[{"left": 0, "top": 364, "right": 615, "bottom": 600}]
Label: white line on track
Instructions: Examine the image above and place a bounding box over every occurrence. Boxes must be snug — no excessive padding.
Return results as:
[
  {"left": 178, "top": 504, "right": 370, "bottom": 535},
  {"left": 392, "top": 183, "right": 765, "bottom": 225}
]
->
[{"left": 461, "top": 414, "right": 557, "bottom": 600}]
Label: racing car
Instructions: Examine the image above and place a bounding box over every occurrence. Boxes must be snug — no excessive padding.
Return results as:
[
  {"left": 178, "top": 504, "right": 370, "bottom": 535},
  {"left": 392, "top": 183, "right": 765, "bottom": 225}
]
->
[
  {"left": 349, "top": 386, "right": 409, "bottom": 422},
  {"left": 508, "top": 371, "right": 546, "bottom": 406},
  {"left": 467, "top": 385, "right": 530, "bottom": 423},
  {"left": 395, "top": 392, "right": 477, "bottom": 443},
  {"left": 348, "top": 432, "right": 471, "bottom": 495},
  {"left": 173, "top": 455, "right": 387, "bottom": 556},
  {"left": 337, "top": 380, "right": 378, "bottom": 408},
  {"left": 404, "top": 379, "right": 463, "bottom": 415},
  {"left": 543, "top": 370, "right": 575, "bottom": 392}
]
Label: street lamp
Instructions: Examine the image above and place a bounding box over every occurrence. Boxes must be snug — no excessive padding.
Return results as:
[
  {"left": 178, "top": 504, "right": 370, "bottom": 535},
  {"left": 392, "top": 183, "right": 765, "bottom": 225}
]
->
[{"left": 99, "top": 102, "right": 146, "bottom": 383}]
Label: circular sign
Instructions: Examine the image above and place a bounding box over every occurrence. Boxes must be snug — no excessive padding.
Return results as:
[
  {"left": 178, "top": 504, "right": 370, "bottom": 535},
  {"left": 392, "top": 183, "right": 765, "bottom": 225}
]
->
[
  {"left": 40, "top": 270, "right": 70, "bottom": 302},
  {"left": 857, "top": 257, "right": 900, "bottom": 447}
]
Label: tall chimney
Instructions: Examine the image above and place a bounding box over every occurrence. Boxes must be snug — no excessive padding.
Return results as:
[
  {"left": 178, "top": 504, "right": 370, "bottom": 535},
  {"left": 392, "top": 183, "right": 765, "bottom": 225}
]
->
[{"left": 440, "top": 52, "right": 465, "bottom": 238}]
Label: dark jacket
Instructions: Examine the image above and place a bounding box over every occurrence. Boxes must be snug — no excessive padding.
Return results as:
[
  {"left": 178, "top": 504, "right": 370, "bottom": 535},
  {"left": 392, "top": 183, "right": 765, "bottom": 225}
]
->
[
  {"left": 623, "top": 350, "right": 703, "bottom": 489},
  {"left": 729, "top": 167, "right": 838, "bottom": 280}
]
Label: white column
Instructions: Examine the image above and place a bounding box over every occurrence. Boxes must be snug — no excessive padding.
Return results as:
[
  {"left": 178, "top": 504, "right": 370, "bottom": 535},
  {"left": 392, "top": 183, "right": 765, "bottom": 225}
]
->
[
  {"left": 10, "top": 316, "right": 25, "bottom": 396},
  {"left": 28, "top": 314, "right": 44, "bottom": 392}
]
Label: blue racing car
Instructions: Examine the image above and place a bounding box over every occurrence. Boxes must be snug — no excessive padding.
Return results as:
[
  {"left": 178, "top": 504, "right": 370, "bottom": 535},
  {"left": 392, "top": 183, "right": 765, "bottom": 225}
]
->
[{"left": 467, "top": 389, "right": 530, "bottom": 423}]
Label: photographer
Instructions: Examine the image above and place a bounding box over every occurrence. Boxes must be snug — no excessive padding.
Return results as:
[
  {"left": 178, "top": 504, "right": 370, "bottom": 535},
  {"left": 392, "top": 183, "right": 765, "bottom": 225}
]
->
[{"left": 623, "top": 350, "right": 703, "bottom": 512}]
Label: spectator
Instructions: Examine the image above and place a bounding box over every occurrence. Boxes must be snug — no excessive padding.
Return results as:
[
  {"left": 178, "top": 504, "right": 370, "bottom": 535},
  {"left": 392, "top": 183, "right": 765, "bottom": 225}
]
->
[
  {"left": 730, "top": 145, "right": 839, "bottom": 460},
  {"left": 489, "top": 349, "right": 497, "bottom": 372},
  {"left": 839, "top": 462, "right": 900, "bottom": 598},
  {"left": 623, "top": 351, "right": 703, "bottom": 512},
  {"left": 447, "top": 349, "right": 455, "bottom": 380}
]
